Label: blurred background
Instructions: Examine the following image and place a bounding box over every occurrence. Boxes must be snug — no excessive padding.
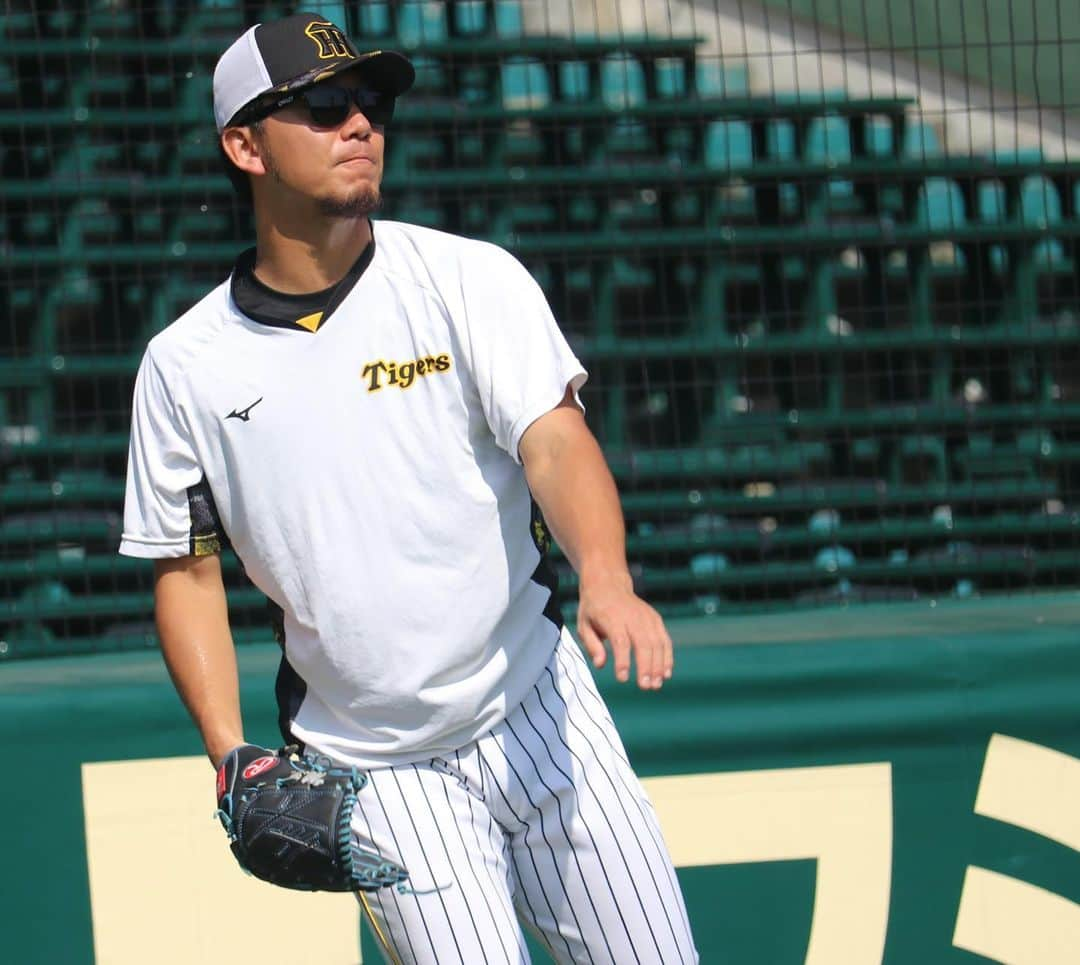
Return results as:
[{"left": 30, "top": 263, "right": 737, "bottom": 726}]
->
[
  {"left": 3, "top": 4, "right": 1080, "bottom": 964},
  {"left": 3, "top": 0, "right": 1080, "bottom": 659}
]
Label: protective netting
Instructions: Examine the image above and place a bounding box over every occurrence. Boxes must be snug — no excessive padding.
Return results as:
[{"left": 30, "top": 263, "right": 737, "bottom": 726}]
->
[{"left": 2, "top": 0, "right": 1079, "bottom": 658}]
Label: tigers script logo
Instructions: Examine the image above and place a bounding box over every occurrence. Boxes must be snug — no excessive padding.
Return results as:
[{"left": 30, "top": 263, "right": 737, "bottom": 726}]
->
[{"left": 362, "top": 353, "right": 452, "bottom": 392}]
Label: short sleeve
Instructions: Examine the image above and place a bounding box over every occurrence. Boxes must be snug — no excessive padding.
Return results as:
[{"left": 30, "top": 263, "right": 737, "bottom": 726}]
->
[
  {"left": 462, "top": 247, "right": 587, "bottom": 461},
  {"left": 119, "top": 349, "right": 223, "bottom": 558}
]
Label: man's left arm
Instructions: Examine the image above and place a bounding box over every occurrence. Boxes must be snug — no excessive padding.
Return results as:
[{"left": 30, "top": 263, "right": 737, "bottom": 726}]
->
[{"left": 519, "top": 388, "right": 673, "bottom": 690}]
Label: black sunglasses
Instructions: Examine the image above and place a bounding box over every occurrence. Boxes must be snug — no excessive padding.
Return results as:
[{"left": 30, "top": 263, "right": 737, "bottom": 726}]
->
[{"left": 240, "top": 85, "right": 396, "bottom": 128}]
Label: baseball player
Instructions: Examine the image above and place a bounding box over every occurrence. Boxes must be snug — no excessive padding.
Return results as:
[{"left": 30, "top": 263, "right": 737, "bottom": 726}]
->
[{"left": 120, "top": 12, "right": 698, "bottom": 963}]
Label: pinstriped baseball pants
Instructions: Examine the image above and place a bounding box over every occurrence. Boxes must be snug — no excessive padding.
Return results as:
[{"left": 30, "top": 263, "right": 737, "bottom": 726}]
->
[{"left": 348, "top": 631, "right": 699, "bottom": 964}]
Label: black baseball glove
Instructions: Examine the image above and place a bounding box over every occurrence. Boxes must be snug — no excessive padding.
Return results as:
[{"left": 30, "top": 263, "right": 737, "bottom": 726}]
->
[{"left": 214, "top": 743, "right": 408, "bottom": 892}]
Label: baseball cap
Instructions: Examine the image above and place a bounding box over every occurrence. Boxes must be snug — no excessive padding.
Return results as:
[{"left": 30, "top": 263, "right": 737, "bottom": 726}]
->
[{"left": 213, "top": 12, "right": 415, "bottom": 132}]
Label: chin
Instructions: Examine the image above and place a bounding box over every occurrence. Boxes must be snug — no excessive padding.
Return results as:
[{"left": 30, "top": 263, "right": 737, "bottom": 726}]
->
[{"left": 317, "top": 186, "right": 382, "bottom": 219}]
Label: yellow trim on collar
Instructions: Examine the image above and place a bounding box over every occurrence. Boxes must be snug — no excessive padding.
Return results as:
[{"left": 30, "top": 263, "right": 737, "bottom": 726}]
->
[{"left": 295, "top": 311, "right": 324, "bottom": 332}]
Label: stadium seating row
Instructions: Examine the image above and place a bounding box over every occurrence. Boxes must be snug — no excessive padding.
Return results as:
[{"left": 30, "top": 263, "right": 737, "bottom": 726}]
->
[
  {"left": 1, "top": 1, "right": 526, "bottom": 44},
  {"left": 4, "top": 530, "right": 1075, "bottom": 655},
  {"left": 2, "top": 4, "right": 1078, "bottom": 648}
]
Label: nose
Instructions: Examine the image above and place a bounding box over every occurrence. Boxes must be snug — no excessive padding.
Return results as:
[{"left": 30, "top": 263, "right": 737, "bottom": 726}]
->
[{"left": 341, "top": 101, "right": 374, "bottom": 137}]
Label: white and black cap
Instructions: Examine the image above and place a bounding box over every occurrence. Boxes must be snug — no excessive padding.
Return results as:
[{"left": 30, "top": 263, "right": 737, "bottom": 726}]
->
[{"left": 213, "top": 12, "right": 415, "bottom": 132}]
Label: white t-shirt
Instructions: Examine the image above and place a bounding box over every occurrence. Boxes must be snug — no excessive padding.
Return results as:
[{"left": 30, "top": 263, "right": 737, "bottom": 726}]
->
[{"left": 120, "top": 220, "right": 587, "bottom": 767}]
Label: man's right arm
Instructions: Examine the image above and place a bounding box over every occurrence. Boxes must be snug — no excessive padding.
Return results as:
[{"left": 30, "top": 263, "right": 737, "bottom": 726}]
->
[{"left": 153, "top": 554, "right": 244, "bottom": 766}]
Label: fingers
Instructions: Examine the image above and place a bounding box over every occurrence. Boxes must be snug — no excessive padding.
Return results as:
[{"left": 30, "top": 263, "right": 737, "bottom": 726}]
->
[
  {"left": 578, "top": 594, "right": 674, "bottom": 690},
  {"left": 609, "top": 629, "right": 632, "bottom": 684},
  {"left": 577, "top": 619, "right": 607, "bottom": 669},
  {"left": 632, "top": 610, "right": 673, "bottom": 690}
]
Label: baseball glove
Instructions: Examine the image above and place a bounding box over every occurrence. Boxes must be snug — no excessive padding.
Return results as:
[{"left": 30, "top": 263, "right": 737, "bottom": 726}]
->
[{"left": 214, "top": 743, "right": 409, "bottom": 892}]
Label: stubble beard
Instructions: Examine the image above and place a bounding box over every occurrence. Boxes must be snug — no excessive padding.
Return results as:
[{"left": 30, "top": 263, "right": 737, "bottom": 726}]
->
[
  {"left": 317, "top": 185, "right": 382, "bottom": 219},
  {"left": 260, "top": 137, "right": 383, "bottom": 219}
]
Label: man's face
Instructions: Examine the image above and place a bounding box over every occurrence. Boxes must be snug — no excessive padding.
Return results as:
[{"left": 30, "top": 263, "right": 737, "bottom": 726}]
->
[{"left": 254, "top": 69, "right": 387, "bottom": 218}]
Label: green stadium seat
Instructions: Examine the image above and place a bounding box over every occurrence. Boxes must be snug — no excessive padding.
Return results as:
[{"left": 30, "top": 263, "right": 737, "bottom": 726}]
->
[
  {"left": 808, "top": 507, "right": 841, "bottom": 535},
  {"left": 66, "top": 71, "right": 130, "bottom": 112},
  {"left": 457, "top": 62, "right": 499, "bottom": 105},
  {"left": 552, "top": 63, "right": 591, "bottom": 161},
  {"left": 605, "top": 192, "right": 661, "bottom": 230},
  {"left": 667, "top": 191, "right": 703, "bottom": 224},
  {"left": 978, "top": 180, "right": 1006, "bottom": 221},
  {"left": 489, "top": 200, "right": 558, "bottom": 240},
  {"left": 171, "top": 128, "right": 219, "bottom": 175},
  {"left": 601, "top": 53, "right": 647, "bottom": 109},
  {"left": 409, "top": 55, "right": 450, "bottom": 96},
  {"left": 175, "top": 71, "right": 214, "bottom": 125},
  {"left": 1033, "top": 238, "right": 1069, "bottom": 272},
  {"left": 695, "top": 59, "right": 750, "bottom": 98},
  {"left": 863, "top": 117, "right": 894, "bottom": 157},
  {"left": 43, "top": 6, "right": 79, "bottom": 36},
  {"left": 387, "top": 128, "right": 448, "bottom": 176},
  {"left": 396, "top": 1, "right": 448, "bottom": 47},
  {"left": 169, "top": 209, "right": 231, "bottom": 242},
  {"left": 559, "top": 61, "right": 591, "bottom": 102},
  {"left": 60, "top": 199, "right": 122, "bottom": 253},
  {"left": 902, "top": 121, "right": 942, "bottom": 158},
  {"left": 500, "top": 57, "right": 550, "bottom": 109},
  {"left": 916, "top": 178, "right": 966, "bottom": 229},
  {"left": 654, "top": 57, "right": 686, "bottom": 99},
  {"left": 566, "top": 194, "right": 600, "bottom": 228},
  {"left": 135, "top": 278, "right": 209, "bottom": 340},
  {"left": 499, "top": 118, "right": 547, "bottom": 164},
  {"left": 130, "top": 137, "right": 168, "bottom": 178},
  {"left": 0, "top": 60, "right": 19, "bottom": 108},
  {"left": 51, "top": 136, "right": 124, "bottom": 180},
  {"left": 0, "top": 509, "right": 122, "bottom": 549},
  {"left": 802, "top": 114, "right": 855, "bottom": 212},
  {"left": 0, "top": 9, "right": 36, "bottom": 37},
  {"left": 357, "top": 2, "right": 393, "bottom": 37},
  {"left": 689, "top": 552, "right": 730, "bottom": 577},
  {"left": 703, "top": 120, "right": 753, "bottom": 170},
  {"left": 814, "top": 545, "right": 856, "bottom": 572},
  {"left": 804, "top": 114, "right": 852, "bottom": 163},
  {"left": 606, "top": 441, "right": 831, "bottom": 483},
  {"left": 494, "top": 1, "right": 524, "bottom": 38},
  {"left": 453, "top": 0, "right": 487, "bottom": 36},
  {"left": 956, "top": 431, "right": 1041, "bottom": 482},
  {"left": 602, "top": 117, "right": 653, "bottom": 159},
  {"left": 890, "top": 434, "right": 947, "bottom": 485},
  {"left": 764, "top": 118, "right": 794, "bottom": 162},
  {"left": 22, "top": 210, "right": 57, "bottom": 247},
  {"left": 180, "top": 0, "right": 245, "bottom": 37},
  {"left": 85, "top": 0, "right": 138, "bottom": 37},
  {"left": 130, "top": 207, "right": 167, "bottom": 242},
  {"left": 1017, "top": 428, "right": 1057, "bottom": 464},
  {"left": 390, "top": 193, "right": 445, "bottom": 229},
  {"left": 976, "top": 180, "right": 1009, "bottom": 272},
  {"left": 1020, "top": 175, "right": 1063, "bottom": 227},
  {"left": 448, "top": 129, "right": 485, "bottom": 167}
]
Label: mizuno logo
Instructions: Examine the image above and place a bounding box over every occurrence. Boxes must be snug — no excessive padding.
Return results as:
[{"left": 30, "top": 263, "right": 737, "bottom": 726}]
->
[{"left": 226, "top": 398, "right": 263, "bottom": 422}]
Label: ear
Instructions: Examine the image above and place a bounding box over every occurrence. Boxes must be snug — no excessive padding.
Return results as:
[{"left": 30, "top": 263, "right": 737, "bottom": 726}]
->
[{"left": 220, "top": 126, "right": 268, "bottom": 177}]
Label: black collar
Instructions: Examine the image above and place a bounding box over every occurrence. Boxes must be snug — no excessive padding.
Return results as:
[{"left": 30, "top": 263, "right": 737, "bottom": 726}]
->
[{"left": 230, "top": 237, "right": 376, "bottom": 333}]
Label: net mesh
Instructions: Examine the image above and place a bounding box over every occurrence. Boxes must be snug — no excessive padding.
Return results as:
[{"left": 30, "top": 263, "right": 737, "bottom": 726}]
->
[{"left": 2, "top": 0, "right": 1079, "bottom": 658}]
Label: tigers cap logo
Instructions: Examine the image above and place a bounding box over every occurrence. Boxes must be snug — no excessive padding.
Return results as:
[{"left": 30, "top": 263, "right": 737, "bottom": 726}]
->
[
  {"left": 304, "top": 20, "right": 352, "bottom": 59},
  {"left": 213, "top": 13, "right": 415, "bottom": 132}
]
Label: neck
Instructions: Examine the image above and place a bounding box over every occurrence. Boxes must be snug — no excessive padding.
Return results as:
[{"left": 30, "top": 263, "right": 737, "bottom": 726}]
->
[{"left": 252, "top": 197, "right": 373, "bottom": 294}]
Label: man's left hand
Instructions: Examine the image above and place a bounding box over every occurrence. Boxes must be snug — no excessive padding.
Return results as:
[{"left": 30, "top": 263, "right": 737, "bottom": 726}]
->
[{"left": 576, "top": 575, "right": 673, "bottom": 690}]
